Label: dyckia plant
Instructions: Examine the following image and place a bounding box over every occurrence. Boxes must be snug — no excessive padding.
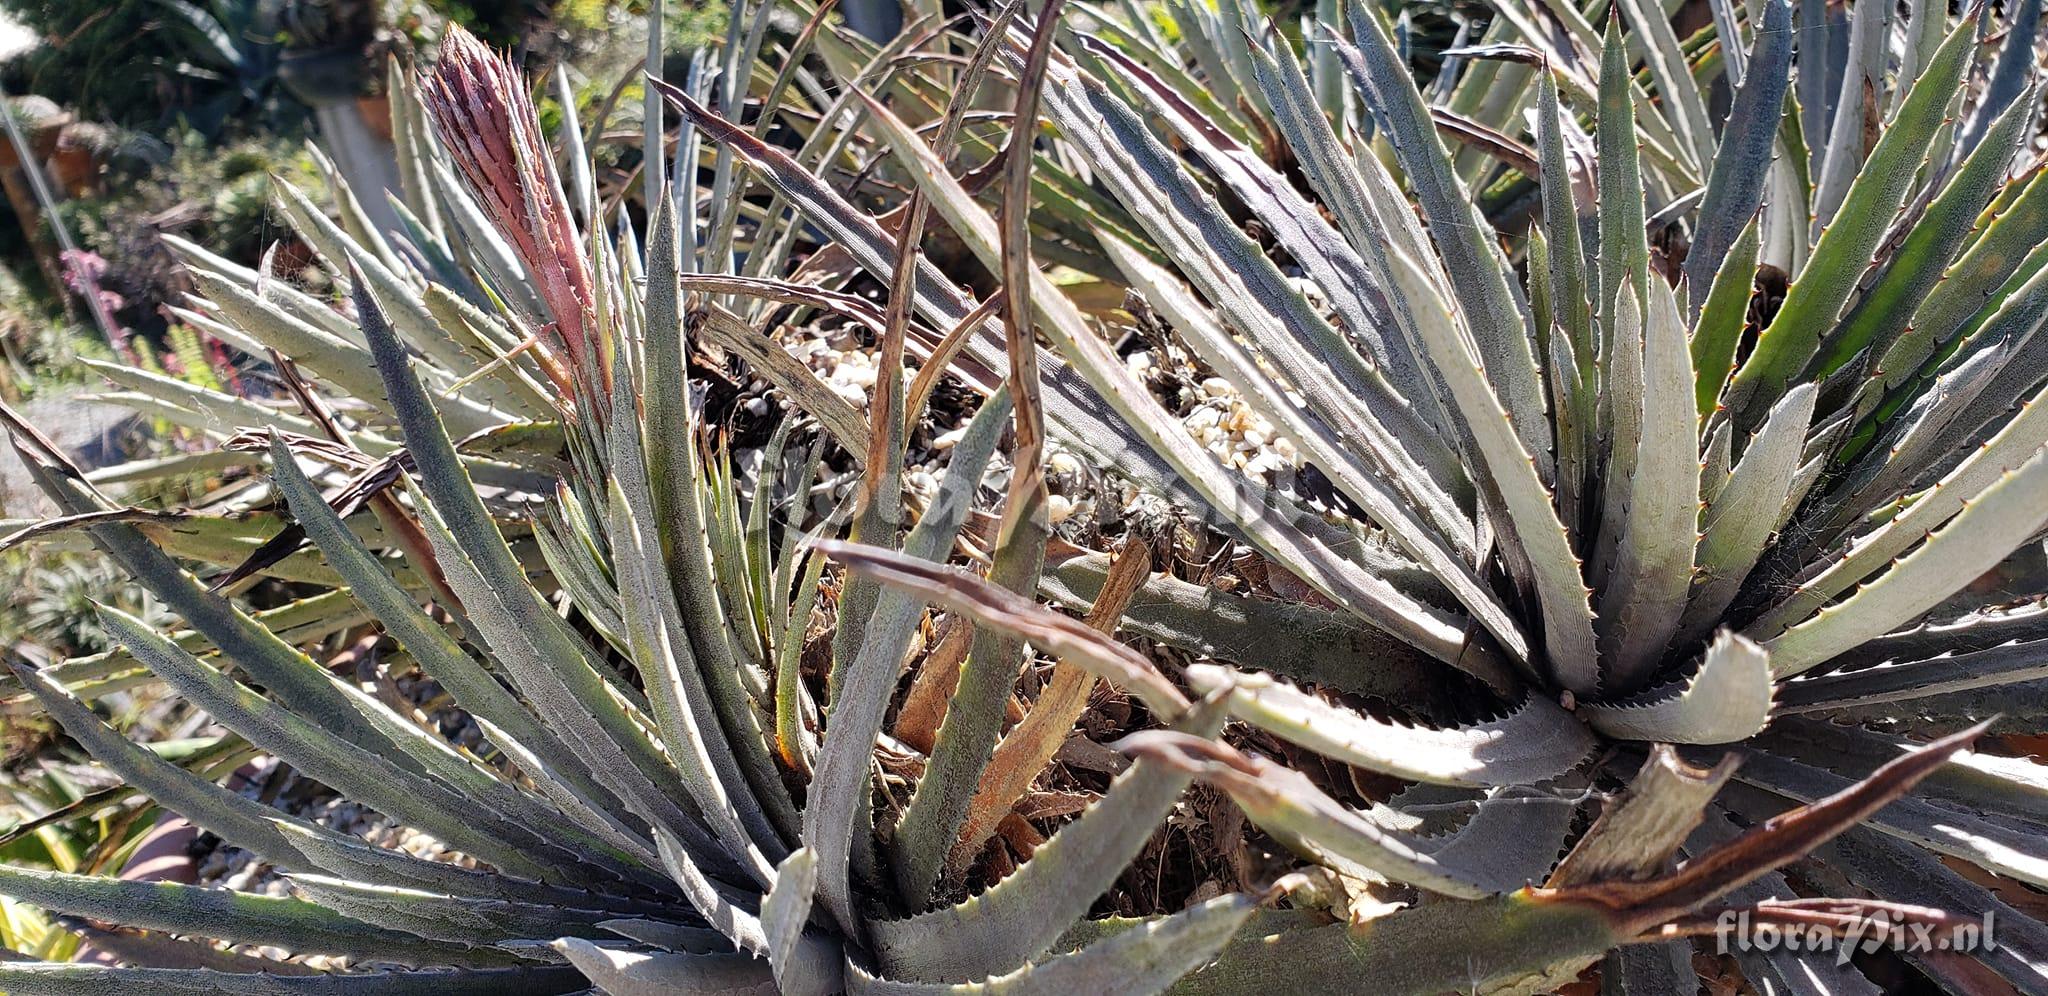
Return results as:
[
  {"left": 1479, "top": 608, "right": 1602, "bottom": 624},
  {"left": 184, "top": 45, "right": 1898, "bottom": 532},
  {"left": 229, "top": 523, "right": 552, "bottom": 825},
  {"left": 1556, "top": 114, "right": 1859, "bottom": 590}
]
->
[{"left": 0, "top": 0, "right": 2045, "bottom": 993}]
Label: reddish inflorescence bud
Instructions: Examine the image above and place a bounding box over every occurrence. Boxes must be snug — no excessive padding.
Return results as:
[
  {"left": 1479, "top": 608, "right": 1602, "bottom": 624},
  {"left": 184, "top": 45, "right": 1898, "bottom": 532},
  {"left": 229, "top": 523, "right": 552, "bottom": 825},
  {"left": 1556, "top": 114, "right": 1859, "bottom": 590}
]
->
[{"left": 416, "top": 24, "right": 599, "bottom": 401}]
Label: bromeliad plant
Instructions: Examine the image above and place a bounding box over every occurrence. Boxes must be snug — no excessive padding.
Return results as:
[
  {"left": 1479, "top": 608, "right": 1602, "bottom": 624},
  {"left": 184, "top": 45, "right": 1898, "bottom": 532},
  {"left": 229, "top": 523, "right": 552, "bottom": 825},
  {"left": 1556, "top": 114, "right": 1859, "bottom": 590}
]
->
[
  {"left": 654, "top": 0, "right": 2048, "bottom": 989},
  {"left": 0, "top": 2, "right": 2046, "bottom": 995}
]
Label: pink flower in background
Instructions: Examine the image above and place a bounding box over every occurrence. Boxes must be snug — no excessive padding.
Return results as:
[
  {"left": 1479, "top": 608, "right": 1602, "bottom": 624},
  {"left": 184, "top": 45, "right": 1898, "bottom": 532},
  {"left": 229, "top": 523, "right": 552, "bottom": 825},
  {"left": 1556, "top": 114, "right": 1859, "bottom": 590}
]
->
[{"left": 59, "top": 249, "right": 126, "bottom": 319}]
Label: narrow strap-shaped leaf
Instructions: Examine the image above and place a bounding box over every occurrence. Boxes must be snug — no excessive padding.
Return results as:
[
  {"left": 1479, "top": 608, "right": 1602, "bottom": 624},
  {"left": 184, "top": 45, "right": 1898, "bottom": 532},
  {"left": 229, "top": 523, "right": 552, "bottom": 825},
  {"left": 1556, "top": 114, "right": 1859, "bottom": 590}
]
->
[
  {"left": 270, "top": 179, "right": 486, "bottom": 382},
  {"left": 1724, "top": 12, "right": 1979, "bottom": 427},
  {"left": 417, "top": 284, "right": 556, "bottom": 413},
  {"left": 643, "top": 272, "right": 803, "bottom": 847},
  {"left": 81, "top": 357, "right": 366, "bottom": 449},
  {"left": 1690, "top": 219, "right": 1762, "bottom": 417},
  {"left": 287, "top": 875, "right": 655, "bottom": 947},
  {"left": 551, "top": 940, "right": 774, "bottom": 996},
  {"left": 189, "top": 269, "right": 484, "bottom": 434},
  {"left": 1594, "top": 278, "right": 1700, "bottom": 690},
  {"left": 1837, "top": 599, "right": 2048, "bottom": 666},
  {"left": 1046, "top": 47, "right": 1481, "bottom": 576},
  {"left": 1, "top": 410, "right": 417, "bottom": 763},
  {"left": 1036, "top": 548, "right": 1461, "bottom": 705},
  {"left": 647, "top": 829, "right": 771, "bottom": 956},
  {"left": 1957, "top": 0, "right": 2040, "bottom": 155},
  {"left": 1580, "top": 631, "right": 1775, "bottom": 744},
  {"left": 467, "top": 714, "right": 661, "bottom": 875},
  {"left": 1793, "top": 0, "right": 1831, "bottom": 178},
  {"left": 1675, "top": 384, "right": 1817, "bottom": 646},
  {"left": 1171, "top": 893, "right": 1618, "bottom": 995},
  {"left": 1816, "top": 83, "right": 2035, "bottom": 377},
  {"left": 652, "top": 78, "right": 1199, "bottom": 522},
  {"left": 419, "top": 156, "right": 550, "bottom": 323},
  {"left": 868, "top": 700, "right": 1225, "bottom": 983},
  {"left": 409, "top": 479, "right": 729, "bottom": 880},
  {"left": 935, "top": 542, "right": 1156, "bottom": 883},
  {"left": 607, "top": 469, "right": 778, "bottom": 876},
  {"left": 777, "top": 545, "right": 827, "bottom": 776},
  {"left": 160, "top": 232, "right": 365, "bottom": 346},
  {"left": 1614, "top": 0, "right": 1716, "bottom": 169},
  {"left": 265, "top": 435, "right": 619, "bottom": 815},
  {"left": 0, "top": 592, "right": 351, "bottom": 706},
  {"left": 533, "top": 498, "right": 626, "bottom": 650},
  {"left": 1861, "top": 168, "right": 2048, "bottom": 416},
  {"left": 1595, "top": 17, "right": 1650, "bottom": 327},
  {"left": 1883, "top": 283, "right": 2048, "bottom": 495},
  {"left": 888, "top": 392, "right": 1030, "bottom": 905},
  {"left": 1243, "top": 28, "right": 1460, "bottom": 446},
  {"left": 1898, "top": 0, "right": 1953, "bottom": 100},
  {"left": 1335, "top": 0, "right": 1555, "bottom": 476},
  {"left": 1383, "top": 236, "right": 1599, "bottom": 695},
  {"left": 1089, "top": 232, "right": 1485, "bottom": 618},
  {"left": 1700, "top": 419, "right": 1734, "bottom": 507},
  {"left": 1776, "top": 637, "right": 2048, "bottom": 713},
  {"left": 1684, "top": 0, "right": 1792, "bottom": 308},
  {"left": 1915, "top": 275, "right": 2048, "bottom": 460},
  {"left": 763, "top": 848, "right": 823, "bottom": 993},
  {"left": 641, "top": 841, "right": 842, "bottom": 995},
  {"left": 803, "top": 403, "right": 1002, "bottom": 931},
  {"left": 1544, "top": 277, "right": 1592, "bottom": 540},
  {"left": 1812, "top": 827, "right": 2048, "bottom": 993},
  {"left": 305, "top": 142, "right": 403, "bottom": 275},
  {"left": 1589, "top": 180, "right": 1646, "bottom": 599},
  {"left": 837, "top": 81, "right": 1510, "bottom": 673},
  {"left": 1185, "top": 665, "right": 1592, "bottom": 786},
  {"left": 605, "top": 353, "right": 788, "bottom": 868},
  {"left": 1758, "top": 447, "right": 2048, "bottom": 676},
  {"left": 1758, "top": 718, "right": 2048, "bottom": 825},
  {"left": 97, "top": 607, "right": 572, "bottom": 882},
  {"left": 1790, "top": 345, "right": 2007, "bottom": 559},
  {"left": 356, "top": 274, "right": 716, "bottom": 866},
  {"left": 1535, "top": 70, "right": 1596, "bottom": 533},
  {"left": 1084, "top": 37, "right": 1454, "bottom": 476},
  {"left": 1760, "top": 382, "right": 2048, "bottom": 638},
  {"left": 848, "top": 893, "right": 1255, "bottom": 996},
  {"left": 824, "top": 541, "right": 1196, "bottom": 718},
  {"left": 1732, "top": 748, "right": 2048, "bottom": 887},
  {"left": 1808, "top": 0, "right": 1891, "bottom": 230},
  {"left": 1118, "top": 733, "right": 1544, "bottom": 898},
  {"left": 0, "top": 865, "right": 511, "bottom": 968},
  {"left": 0, "top": 963, "right": 584, "bottom": 996},
  {"left": 259, "top": 818, "right": 661, "bottom": 918},
  {"left": 595, "top": 917, "right": 729, "bottom": 953},
  {"left": 10, "top": 661, "right": 605, "bottom": 909}
]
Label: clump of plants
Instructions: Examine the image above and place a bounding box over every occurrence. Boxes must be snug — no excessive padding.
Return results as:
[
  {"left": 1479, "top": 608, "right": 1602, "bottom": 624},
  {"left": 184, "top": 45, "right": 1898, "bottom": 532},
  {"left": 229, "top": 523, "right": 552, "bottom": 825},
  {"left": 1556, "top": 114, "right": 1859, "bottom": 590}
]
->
[{"left": 0, "top": 0, "right": 2046, "bottom": 992}]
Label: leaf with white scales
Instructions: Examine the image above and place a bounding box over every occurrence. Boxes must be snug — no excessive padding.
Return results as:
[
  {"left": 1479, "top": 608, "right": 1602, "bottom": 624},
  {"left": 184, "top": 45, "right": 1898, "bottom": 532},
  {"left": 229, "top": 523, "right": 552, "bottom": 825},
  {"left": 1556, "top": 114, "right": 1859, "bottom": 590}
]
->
[
  {"left": 1184, "top": 664, "right": 1594, "bottom": 786},
  {"left": 1580, "top": 632, "right": 1776, "bottom": 745}
]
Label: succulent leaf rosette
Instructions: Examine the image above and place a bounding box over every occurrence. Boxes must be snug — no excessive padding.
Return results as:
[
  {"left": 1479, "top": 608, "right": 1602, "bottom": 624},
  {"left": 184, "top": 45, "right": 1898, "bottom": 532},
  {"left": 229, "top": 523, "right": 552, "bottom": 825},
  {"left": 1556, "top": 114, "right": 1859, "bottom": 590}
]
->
[{"left": 4, "top": 1, "right": 2048, "bottom": 992}]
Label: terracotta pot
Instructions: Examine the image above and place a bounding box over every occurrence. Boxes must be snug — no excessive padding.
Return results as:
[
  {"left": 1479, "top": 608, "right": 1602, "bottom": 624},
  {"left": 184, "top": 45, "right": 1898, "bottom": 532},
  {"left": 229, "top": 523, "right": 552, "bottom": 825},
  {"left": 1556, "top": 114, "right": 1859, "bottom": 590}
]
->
[
  {"left": 358, "top": 93, "right": 393, "bottom": 143},
  {"left": 48, "top": 130, "right": 101, "bottom": 197}
]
